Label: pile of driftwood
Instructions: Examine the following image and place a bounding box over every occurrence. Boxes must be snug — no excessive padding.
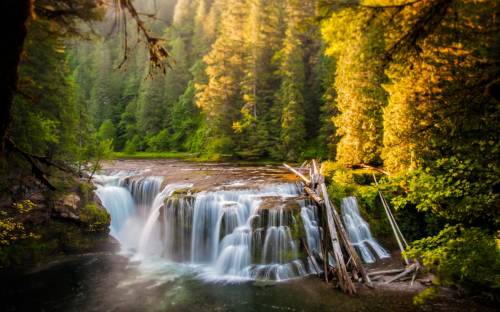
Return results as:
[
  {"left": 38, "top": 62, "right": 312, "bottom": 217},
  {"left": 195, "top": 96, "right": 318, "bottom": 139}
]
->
[{"left": 284, "top": 160, "right": 420, "bottom": 294}]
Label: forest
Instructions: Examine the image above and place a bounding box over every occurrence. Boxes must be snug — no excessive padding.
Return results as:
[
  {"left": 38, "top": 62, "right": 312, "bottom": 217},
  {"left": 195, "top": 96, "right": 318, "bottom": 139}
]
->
[{"left": 0, "top": 0, "right": 499, "bottom": 310}]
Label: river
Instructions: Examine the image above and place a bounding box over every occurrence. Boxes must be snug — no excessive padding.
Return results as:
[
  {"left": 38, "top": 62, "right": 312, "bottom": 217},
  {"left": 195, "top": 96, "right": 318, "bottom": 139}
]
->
[{"left": 0, "top": 160, "right": 491, "bottom": 311}]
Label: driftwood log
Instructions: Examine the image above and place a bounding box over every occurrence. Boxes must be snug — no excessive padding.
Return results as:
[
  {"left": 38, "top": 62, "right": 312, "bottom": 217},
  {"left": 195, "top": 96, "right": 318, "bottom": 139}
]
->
[
  {"left": 283, "top": 160, "right": 426, "bottom": 291},
  {"left": 284, "top": 160, "right": 374, "bottom": 294}
]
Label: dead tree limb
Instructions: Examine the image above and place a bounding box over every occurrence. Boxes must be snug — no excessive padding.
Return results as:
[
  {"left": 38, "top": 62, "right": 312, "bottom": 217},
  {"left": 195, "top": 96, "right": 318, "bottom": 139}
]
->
[{"left": 283, "top": 163, "right": 311, "bottom": 184}]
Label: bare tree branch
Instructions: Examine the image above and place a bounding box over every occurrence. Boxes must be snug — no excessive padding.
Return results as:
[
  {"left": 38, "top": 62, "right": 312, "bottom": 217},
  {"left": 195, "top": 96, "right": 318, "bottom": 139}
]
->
[{"left": 113, "top": 0, "right": 170, "bottom": 75}]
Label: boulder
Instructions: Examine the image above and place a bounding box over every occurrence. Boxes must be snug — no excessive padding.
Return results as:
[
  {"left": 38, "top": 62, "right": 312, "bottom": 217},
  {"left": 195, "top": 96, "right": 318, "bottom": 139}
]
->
[{"left": 53, "top": 193, "right": 81, "bottom": 220}]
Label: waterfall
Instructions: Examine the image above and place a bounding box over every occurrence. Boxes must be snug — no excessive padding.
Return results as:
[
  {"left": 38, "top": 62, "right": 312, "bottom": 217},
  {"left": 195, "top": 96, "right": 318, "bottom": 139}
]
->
[
  {"left": 95, "top": 186, "right": 135, "bottom": 239},
  {"left": 162, "top": 196, "right": 195, "bottom": 262},
  {"left": 300, "top": 199, "right": 323, "bottom": 273},
  {"left": 300, "top": 200, "right": 321, "bottom": 254},
  {"left": 138, "top": 183, "right": 193, "bottom": 256},
  {"left": 123, "top": 176, "right": 163, "bottom": 218},
  {"left": 94, "top": 175, "right": 164, "bottom": 250},
  {"left": 93, "top": 171, "right": 330, "bottom": 282},
  {"left": 341, "top": 196, "right": 390, "bottom": 263}
]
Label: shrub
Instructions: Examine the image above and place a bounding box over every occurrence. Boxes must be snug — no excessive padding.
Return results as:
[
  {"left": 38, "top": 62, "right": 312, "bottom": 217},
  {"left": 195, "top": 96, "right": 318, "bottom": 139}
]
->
[
  {"left": 124, "top": 135, "right": 143, "bottom": 154},
  {"left": 147, "top": 129, "right": 170, "bottom": 152},
  {"left": 406, "top": 225, "right": 500, "bottom": 303}
]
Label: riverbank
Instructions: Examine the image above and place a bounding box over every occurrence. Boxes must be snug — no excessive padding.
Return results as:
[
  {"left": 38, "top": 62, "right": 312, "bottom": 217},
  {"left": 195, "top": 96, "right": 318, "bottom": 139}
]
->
[{"left": 112, "top": 151, "right": 284, "bottom": 165}]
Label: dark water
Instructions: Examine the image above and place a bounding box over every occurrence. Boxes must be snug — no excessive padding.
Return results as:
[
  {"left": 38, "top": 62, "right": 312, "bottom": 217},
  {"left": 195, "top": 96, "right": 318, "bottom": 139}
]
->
[{"left": 0, "top": 252, "right": 491, "bottom": 312}]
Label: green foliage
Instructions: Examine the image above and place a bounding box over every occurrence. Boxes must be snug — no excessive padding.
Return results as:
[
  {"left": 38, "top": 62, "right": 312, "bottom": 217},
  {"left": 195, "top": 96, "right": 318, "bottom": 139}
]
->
[
  {"left": 321, "top": 7, "right": 386, "bottom": 165},
  {"left": 80, "top": 203, "right": 110, "bottom": 232},
  {"left": 277, "top": 23, "right": 307, "bottom": 161},
  {"left": 12, "top": 20, "right": 79, "bottom": 160},
  {"left": 146, "top": 129, "right": 170, "bottom": 152},
  {"left": 67, "top": 0, "right": 325, "bottom": 161},
  {"left": 124, "top": 135, "right": 143, "bottom": 154},
  {"left": 169, "top": 82, "right": 202, "bottom": 151},
  {"left": 390, "top": 157, "right": 499, "bottom": 228},
  {"left": 206, "top": 136, "right": 234, "bottom": 157},
  {"left": 1, "top": 200, "right": 39, "bottom": 246},
  {"left": 406, "top": 225, "right": 499, "bottom": 301},
  {"left": 97, "top": 119, "right": 117, "bottom": 143}
]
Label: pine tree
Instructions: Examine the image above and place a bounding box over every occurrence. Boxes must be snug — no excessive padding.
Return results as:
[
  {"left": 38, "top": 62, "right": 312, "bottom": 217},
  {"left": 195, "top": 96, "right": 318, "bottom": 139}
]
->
[
  {"left": 273, "top": 0, "right": 311, "bottom": 160},
  {"left": 276, "top": 20, "right": 306, "bottom": 160},
  {"left": 234, "top": 0, "right": 284, "bottom": 157},
  {"left": 136, "top": 75, "right": 167, "bottom": 139},
  {"left": 195, "top": 0, "right": 248, "bottom": 154},
  {"left": 12, "top": 20, "right": 79, "bottom": 159},
  {"left": 321, "top": 7, "right": 387, "bottom": 165}
]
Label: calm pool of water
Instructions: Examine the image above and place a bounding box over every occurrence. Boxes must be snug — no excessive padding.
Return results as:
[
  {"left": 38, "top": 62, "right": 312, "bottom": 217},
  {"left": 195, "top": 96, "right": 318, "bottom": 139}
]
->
[{"left": 2, "top": 251, "right": 491, "bottom": 312}]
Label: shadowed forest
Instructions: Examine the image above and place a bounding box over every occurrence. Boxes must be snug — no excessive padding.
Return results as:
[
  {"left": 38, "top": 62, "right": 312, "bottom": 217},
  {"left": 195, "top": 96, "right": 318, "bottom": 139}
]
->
[{"left": 0, "top": 0, "right": 498, "bottom": 310}]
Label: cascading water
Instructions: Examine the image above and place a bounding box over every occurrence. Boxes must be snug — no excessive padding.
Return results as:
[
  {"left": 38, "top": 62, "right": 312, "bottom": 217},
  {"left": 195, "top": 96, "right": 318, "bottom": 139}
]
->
[
  {"left": 95, "top": 171, "right": 382, "bottom": 282},
  {"left": 95, "top": 186, "right": 135, "bottom": 238},
  {"left": 341, "top": 196, "right": 390, "bottom": 263},
  {"left": 138, "top": 183, "right": 193, "bottom": 256},
  {"left": 94, "top": 174, "right": 165, "bottom": 251},
  {"left": 189, "top": 185, "right": 311, "bottom": 281},
  {"left": 123, "top": 176, "right": 164, "bottom": 218},
  {"left": 300, "top": 199, "right": 323, "bottom": 273}
]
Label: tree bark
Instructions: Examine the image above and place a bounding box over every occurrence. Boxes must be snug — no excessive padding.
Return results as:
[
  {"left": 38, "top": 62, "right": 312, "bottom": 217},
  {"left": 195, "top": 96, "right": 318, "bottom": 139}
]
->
[{"left": 0, "top": 0, "right": 30, "bottom": 153}]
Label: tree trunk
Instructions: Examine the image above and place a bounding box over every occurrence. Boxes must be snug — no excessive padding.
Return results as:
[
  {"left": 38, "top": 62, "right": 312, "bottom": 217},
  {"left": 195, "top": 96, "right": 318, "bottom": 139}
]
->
[{"left": 0, "top": 0, "right": 30, "bottom": 153}]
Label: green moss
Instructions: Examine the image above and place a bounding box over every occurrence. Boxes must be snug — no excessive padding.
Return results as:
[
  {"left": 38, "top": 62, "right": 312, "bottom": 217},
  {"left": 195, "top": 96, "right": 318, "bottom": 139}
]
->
[
  {"left": 290, "top": 207, "right": 306, "bottom": 260},
  {"left": 80, "top": 203, "right": 110, "bottom": 232},
  {"left": 171, "top": 188, "right": 197, "bottom": 196},
  {"left": 78, "top": 181, "right": 95, "bottom": 205}
]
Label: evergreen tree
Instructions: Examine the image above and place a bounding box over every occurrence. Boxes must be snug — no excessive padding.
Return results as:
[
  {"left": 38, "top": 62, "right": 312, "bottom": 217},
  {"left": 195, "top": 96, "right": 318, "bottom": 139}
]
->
[
  {"left": 136, "top": 75, "right": 167, "bottom": 140},
  {"left": 12, "top": 20, "right": 79, "bottom": 160},
  {"left": 276, "top": 9, "right": 306, "bottom": 160},
  {"left": 234, "top": 0, "right": 284, "bottom": 157},
  {"left": 321, "top": 7, "right": 387, "bottom": 165},
  {"left": 97, "top": 119, "right": 117, "bottom": 144},
  {"left": 195, "top": 0, "right": 248, "bottom": 154}
]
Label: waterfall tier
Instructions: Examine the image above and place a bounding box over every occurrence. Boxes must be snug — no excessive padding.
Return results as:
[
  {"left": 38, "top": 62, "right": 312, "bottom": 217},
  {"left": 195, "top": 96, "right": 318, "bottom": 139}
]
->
[
  {"left": 95, "top": 172, "right": 388, "bottom": 282},
  {"left": 341, "top": 196, "right": 390, "bottom": 263},
  {"left": 95, "top": 172, "right": 321, "bottom": 282}
]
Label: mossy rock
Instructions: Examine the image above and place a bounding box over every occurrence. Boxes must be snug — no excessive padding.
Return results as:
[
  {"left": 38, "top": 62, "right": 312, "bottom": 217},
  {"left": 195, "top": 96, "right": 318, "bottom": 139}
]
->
[
  {"left": 80, "top": 203, "right": 110, "bottom": 232},
  {"left": 78, "top": 181, "right": 96, "bottom": 205},
  {"left": 171, "top": 188, "right": 197, "bottom": 196},
  {"left": 0, "top": 219, "right": 113, "bottom": 268}
]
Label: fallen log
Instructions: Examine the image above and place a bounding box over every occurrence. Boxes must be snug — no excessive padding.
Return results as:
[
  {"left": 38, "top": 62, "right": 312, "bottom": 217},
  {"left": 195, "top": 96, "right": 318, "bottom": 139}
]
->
[
  {"left": 345, "top": 163, "right": 390, "bottom": 176},
  {"left": 385, "top": 263, "right": 417, "bottom": 284},
  {"left": 373, "top": 174, "right": 409, "bottom": 265},
  {"left": 284, "top": 160, "right": 373, "bottom": 293},
  {"left": 319, "top": 181, "right": 372, "bottom": 292},
  {"left": 368, "top": 268, "right": 405, "bottom": 276},
  {"left": 318, "top": 179, "right": 356, "bottom": 294},
  {"left": 315, "top": 163, "right": 372, "bottom": 288},
  {"left": 283, "top": 163, "right": 311, "bottom": 184},
  {"left": 304, "top": 186, "right": 324, "bottom": 205},
  {"left": 301, "top": 238, "right": 321, "bottom": 275}
]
